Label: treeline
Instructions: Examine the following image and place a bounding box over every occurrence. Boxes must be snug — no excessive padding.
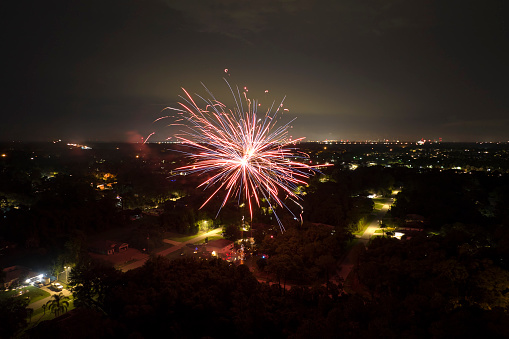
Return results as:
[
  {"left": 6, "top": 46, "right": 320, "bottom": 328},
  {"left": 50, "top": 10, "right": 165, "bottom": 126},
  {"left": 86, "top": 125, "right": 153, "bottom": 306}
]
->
[
  {"left": 0, "top": 144, "right": 402, "bottom": 253},
  {"left": 390, "top": 169, "right": 509, "bottom": 230},
  {"left": 302, "top": 165, "right": 400, "bottom": 231},
  {"left": 0, "top": 175, "right": 122, "bottom": 249},
  {"left": 257, "top": 223, "right": 353, "bottom": 287},
  {"left": 17, "top": 163, "right": 509, "bottom": 338},
  {"left": 26, "top": 251, "right": 509, "bottom": 339},
  {"left": 0, "top": 145, "right": 184, "bottom": 254}
]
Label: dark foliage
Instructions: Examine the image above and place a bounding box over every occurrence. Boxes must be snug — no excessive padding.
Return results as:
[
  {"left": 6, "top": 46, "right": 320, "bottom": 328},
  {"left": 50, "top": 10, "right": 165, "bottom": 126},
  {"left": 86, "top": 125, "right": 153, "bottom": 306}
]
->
[{"left": 0, "top": 297, "right": 29, "bottom": 338}]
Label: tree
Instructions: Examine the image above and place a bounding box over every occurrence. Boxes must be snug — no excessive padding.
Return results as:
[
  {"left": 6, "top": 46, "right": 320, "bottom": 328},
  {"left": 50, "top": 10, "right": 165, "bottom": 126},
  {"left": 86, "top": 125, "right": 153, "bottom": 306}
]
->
[
  {"left": 267, "top": 254, "right": 297, "bottom": 292},
  {"left": 27, "top": 307, "right": 34, "bottom": 322},
  {"left": 0, "top": 269, "right": 5, "bottom": 287},
  {"left": 0, "top": 298, "right": 29, "bottom": 338},
  {"left": 68, "top": 257, "right": 122, "bottom": 313},
  {"left": 62, "top": 230, "right": 87, "bottom": 265},
  {"left": 45, "top": 293, "right": 71, "bottom": 317},
  {"left": 50, "top": 257, "right": 65, "bottom": 282},
  {"left": 223, "top": 224, "right": 241, "bottom": 241},
  {"left": 316, "top": 254, "right": 337, "bottom": 290}
]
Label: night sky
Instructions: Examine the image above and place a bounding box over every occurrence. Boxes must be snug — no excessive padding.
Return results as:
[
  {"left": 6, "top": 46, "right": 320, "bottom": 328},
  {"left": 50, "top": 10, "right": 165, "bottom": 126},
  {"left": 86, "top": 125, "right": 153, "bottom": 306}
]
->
[{"left": 4, "top": 0, "right": 509, "bottom": 142}]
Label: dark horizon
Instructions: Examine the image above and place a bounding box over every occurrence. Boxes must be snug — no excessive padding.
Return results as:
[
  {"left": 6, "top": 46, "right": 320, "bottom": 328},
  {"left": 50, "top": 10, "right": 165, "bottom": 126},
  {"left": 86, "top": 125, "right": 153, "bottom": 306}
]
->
[{"left": 4, "top": 0, "right": 509, "bottom": 143}]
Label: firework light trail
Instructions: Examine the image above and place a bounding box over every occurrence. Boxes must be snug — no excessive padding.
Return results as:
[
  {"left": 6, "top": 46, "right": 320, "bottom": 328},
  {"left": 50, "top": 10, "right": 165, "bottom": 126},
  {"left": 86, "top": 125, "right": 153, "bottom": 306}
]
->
[{"left": 162, "top": 79, "right": 317, "bottom": 231}]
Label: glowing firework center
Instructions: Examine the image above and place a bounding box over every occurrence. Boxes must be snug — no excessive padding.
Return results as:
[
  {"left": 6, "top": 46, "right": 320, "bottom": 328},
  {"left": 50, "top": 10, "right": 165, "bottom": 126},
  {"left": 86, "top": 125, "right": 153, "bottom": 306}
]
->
[{"left": 165, "top": 80, "right": 315, "bottom": 231}]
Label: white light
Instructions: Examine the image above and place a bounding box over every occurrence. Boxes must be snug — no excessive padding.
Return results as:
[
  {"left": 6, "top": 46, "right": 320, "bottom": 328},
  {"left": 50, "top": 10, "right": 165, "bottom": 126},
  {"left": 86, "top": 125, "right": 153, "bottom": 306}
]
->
[{"left": 394, "top": 232, "right": 404, "bottom": 240}]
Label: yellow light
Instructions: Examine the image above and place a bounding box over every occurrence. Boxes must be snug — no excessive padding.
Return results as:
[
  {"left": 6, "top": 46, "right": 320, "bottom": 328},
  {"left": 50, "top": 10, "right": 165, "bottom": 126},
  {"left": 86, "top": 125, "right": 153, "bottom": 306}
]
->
[{"left": 1, "top": 154, "right": 6, "bottom": 157}]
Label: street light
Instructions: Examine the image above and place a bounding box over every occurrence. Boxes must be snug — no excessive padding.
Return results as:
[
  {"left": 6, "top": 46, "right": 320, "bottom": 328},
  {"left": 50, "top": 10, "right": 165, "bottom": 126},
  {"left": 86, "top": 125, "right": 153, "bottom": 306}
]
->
[{"left": 64, "top": 266, "right": 69, "bottom": 284}]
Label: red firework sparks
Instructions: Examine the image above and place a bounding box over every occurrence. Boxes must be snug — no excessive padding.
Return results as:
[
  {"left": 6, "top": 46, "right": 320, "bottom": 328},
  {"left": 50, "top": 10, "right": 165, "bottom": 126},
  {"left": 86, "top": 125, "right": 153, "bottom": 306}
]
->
[{"left": 163, "top": 80, "right": 317, "bottom": 231}]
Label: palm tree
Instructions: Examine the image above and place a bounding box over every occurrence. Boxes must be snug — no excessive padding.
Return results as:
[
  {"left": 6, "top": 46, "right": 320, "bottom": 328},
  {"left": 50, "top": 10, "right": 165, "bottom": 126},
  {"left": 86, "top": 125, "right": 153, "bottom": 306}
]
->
[
  {"left": 45, "top": 293, "right": 70, "bottom": 317},
  {"left": 27, "top": 308, "right": 34, "bottom": 322}
]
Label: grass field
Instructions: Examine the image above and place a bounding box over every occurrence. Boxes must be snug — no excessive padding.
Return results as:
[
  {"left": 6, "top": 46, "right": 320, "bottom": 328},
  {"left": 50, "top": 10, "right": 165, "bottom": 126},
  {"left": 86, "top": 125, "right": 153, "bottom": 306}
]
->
[
  {"left": 150, "top": 242, "right": 173, "bottom": 253},
  {"left": 351, "top": 214, "right": 377, "bottom": 236},
  {"left": 194, "top": 235, "right": 223, "bottom": 244},
  {"left": 25, "top": 297, "right": 76, "bottom": 331},
  {"left": 0, "top": 286, "right": 50, "bottom": 303},
  {"left": 165, "top": 248, "right": 186, "bottom": 261},
  {"left": 164, "top": 232, "right": 203, "bottom": 242},
  {"left": 373, "top": 198, "right": 388, "bottom": 211},
  {"left": 164, "top": 228, "right": 221, "bottom": 243}
]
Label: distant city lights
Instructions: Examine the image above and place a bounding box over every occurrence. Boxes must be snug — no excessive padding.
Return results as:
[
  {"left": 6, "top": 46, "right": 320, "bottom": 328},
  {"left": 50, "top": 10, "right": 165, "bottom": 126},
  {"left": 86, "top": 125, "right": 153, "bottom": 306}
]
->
[{"left": 67, "top": 143, "right": 92, "bottom": 149}]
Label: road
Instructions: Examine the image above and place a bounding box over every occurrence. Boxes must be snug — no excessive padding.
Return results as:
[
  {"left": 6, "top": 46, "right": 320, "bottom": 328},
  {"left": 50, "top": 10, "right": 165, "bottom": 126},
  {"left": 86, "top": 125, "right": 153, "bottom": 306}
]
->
[
  {"left": 28, "top": 195, "right": 392, "bottom": 314},
  {"left": 337, "top": 193, "right": 395, "bottom": 283},
  {"left": 27, "top": 286, "right": 72, "bottom": 311},
  {"left": 120, "top": 228, "right": 223, "bottom": 272},
  {"left": 25, "top": 228, "right": 223, "bottom": 322}
]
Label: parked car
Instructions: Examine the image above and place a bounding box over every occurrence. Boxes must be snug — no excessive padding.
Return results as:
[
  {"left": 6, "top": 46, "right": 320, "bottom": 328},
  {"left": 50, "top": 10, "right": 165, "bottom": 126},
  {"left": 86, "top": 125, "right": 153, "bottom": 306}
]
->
[
  {"left": 51, "top": 282, "right": 63, "bottom": 291},
  {"left": 35, "top": 281, "right": 43, "bottom": 288}
]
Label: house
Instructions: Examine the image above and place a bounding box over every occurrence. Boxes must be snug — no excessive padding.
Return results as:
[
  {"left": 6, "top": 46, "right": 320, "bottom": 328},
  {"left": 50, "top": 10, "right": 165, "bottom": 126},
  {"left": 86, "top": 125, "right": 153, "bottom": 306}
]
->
[
  {"left": 404, "top": 214, "right": 425, "bottom": 224},
  {"left": 116, "top": 242, "right": 128, "bottom": 252},
  {"left": 2, "top": 266, "right": 38, "bottom": 289},
  {"left": 310, "top": 223, "right": 335, "bottom": 230},
  {"left": 89, "top": 240, "right": 116, "bottom": 255},
  {"left": 143, "top": 208, "right": 164, "bottom": 217},
  {"left": 89, "top": 240, "right": 128, "bottom": 255}
]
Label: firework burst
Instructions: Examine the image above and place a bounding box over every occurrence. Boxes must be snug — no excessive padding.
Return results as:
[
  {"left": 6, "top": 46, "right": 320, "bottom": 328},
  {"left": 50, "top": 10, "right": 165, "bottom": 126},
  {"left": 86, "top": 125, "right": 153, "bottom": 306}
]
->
[{"left": 162, "top": 79, "right": 315, "bottom": 231}]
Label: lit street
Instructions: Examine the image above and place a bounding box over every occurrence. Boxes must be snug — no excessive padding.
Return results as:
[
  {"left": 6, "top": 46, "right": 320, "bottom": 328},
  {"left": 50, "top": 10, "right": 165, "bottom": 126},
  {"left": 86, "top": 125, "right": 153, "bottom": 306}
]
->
[
  {"left": 27, "top": 286, "right": 72, "bottom": 312},
  {"left": 120, "top": 228, "right": 223, "bottom": 272},
  {"left": 337, "top": 192, "right": 396, "bottom": 283}
]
